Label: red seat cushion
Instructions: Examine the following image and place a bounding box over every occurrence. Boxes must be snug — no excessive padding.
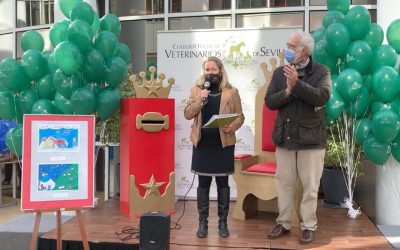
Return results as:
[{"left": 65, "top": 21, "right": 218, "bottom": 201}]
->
[
  {"left": 234, "top": 154, "right": 252, "bottom": 159},
  {"left": 245, "top": 162, "right": 277, "bottom": 174}
]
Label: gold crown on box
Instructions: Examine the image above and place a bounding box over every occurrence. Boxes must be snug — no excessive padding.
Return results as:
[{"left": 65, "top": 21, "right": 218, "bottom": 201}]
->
[{"left": 129, "top": 66, "right": 175, "bottom": 98}]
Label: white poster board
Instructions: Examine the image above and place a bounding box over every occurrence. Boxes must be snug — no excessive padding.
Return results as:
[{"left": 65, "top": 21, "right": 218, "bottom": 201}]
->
[{"left": 157, "top": 28, "right": 299, "bottom": 198}]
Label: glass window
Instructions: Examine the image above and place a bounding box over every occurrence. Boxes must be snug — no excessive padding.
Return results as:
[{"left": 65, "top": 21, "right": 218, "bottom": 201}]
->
[
  {"left": 0, "top": 33, "right": 14, "bottom": 60},
  {"left": 310, "top": 0, "right": 376, "bottom": 5},
  {"left": 110, "top": 0, "right": 164, "bottom": 16},
  {"left": 16, "top": 29, "right": 51, "bottom": 58},
  {"left": 237, "top": 0, "right": 303, "bottom": 8},
  {"left": 169, "top": 0, "right": 231, "bottom": 13},
  {"left": 169, "top": 16, "right": 231, "bottom": 30},
  {"left": 17, "top": 0, "right": 54, "bottom": 28},
  {"left": 310, "top": 10, "right": 326, "bottom": 32},
  {"left": 0, "top": 0, "right": 14, "bottom": 30},
  {"left": 119, "top": 20, "right": 164, "bottom": 73},
  {"left": 236, "top": 12, "right": 303, "bottom": 28}
]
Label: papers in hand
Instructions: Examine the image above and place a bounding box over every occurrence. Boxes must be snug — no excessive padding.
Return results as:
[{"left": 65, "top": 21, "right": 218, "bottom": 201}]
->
[{"left": 202, "top": 113, "right": 240, "bottom": 128}]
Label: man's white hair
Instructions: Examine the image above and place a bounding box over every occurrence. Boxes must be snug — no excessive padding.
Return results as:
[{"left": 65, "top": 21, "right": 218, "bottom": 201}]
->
[{"left": 294, "top": 31, "right": 314, "bottom": 56}]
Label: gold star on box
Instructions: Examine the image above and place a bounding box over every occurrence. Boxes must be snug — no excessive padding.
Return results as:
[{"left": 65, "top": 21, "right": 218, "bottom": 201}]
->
[
  {"left": 144, "top": 84, "right": 162, "bottom": 96},
  {"left": 140, "top": 175, "right": 165, "bottom": 196}
]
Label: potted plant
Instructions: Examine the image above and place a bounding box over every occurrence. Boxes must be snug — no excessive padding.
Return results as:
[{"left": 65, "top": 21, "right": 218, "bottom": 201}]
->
[{"left": 321, "top": 131, "right": 348, "bottom": 208}]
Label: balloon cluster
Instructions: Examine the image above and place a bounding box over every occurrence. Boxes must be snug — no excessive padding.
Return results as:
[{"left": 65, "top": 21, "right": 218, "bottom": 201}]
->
[
  {"left": 0, "top": 0, "right": 131, "bottom": 157},
  {"left": 317, "top": 0, "right": 400, "bottom": 165}
]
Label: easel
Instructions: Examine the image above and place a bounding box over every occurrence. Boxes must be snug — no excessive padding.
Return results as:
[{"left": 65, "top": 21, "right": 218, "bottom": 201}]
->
[{"left": 28, "top": 208, "right": 90, "bottom": 250}]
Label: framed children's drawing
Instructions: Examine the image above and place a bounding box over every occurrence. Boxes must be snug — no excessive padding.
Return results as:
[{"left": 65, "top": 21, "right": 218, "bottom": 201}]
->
[{"left": 22, "top": 115, "right": 95, "bottom": 210}]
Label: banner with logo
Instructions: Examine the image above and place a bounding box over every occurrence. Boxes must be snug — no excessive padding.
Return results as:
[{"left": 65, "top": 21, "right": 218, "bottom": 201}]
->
[{"left": 157, "top": 28, "right": 298, "bottom": 199}]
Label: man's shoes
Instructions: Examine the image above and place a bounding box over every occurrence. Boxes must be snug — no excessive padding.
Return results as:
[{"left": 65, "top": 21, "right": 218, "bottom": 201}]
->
[
  {"left": 267, "top": 224, "right": 290, "bottom": 239},
  {"left": 299, "top": 229, "right": 314, "bottom": 244}
]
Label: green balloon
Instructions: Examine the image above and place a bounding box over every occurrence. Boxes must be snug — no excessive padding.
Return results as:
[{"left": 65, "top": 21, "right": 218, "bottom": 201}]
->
[
  {"left": 91, "top": 13, "right": 100, "bottom": 35},
  {"left": 325, "top": 88, "right": 345, "bottom": 120},
  {"left": 59, "top": 0, "right": 83, "bottom": 18},
  {"left": 363, "top": 74, "right": 372, "bottom": 90},
  {"left": 323, "top": 11, "right": 345, "bottom": 28},
  {"left": 70, "top": 87, "right": 96, "bottom": 115},
  {"left": 363, "top": 134, "right": 390, "bottom": 165},
  {"left": 336, "top": 68, "right": 363, "bottom": 102},
  {"left": 21, "top": 49, "right": 47, "bottom": 80},
  {"left": 99, "top": 14, "right": 121, "bottom": 37},
  {"left": 31, "top": 99, "right": 55, "bottom": 114},
  {"left": 313, "top": 40, "right": 337, "bottom": 73},
  {"left": 82, "top": 48, "right": 105, "bottom": 82},
  {"left": 370, "top": 101, "right": 392, "bottom": 116},
  {"left": 364, "top": 23, "right": 384, "bottom": 49},
  {"left": 94, "top": 31, "right": 118, "bottom": 59},
  {"left": 371, "top": 66, "right": 400, "bottom": 103},
  {"left": 6, "top": 127, "right": 23, "bottom": 157},
  {"left": 312, "top": 27, "right": 325, "bottom": 44},
  {"left": 325, "top": 23, "right": 350, "bottom": 58},
  {"left": 21, "top": 30, "right": 44, "bottom": 52},
  {"left": 53, "top": 69, "right": 81, "bottom": 99},
  {"left": 327, "top": 0, "right": 349, "bottom": 14},
  {"left": 68, "top": 20, "right": 93, "bottom": 52},
  {"left": 0, "top": 58, "right": 31, "bottom": 92},
  {"left": 344, "top": 6, "right": 371, "bottom": 41},
  {"left": 391, "top": 134, "right": 400, "bottom": 163},
  {"left": 54, "top": 92, "right": 73, "bottom": 114},
  {"left": 46, "top": 52, "right": 58, "bottom": 74},
  {"left": 0, "top": 82, "right": 8, "bottom": 92},
  {"left": 83, "top": 82, "right": 101, "bottom": 96},
  {"left": 346, "top": 87, "right": 370, "bottom": 118},
  {"left": 387, "top": 19, "right": 400, "bottom": 53},
  {"left": 104, "top": 56, "right": 128, "bottom": 88},
  {"left": 354, "top": 118, "right": 371, "bottom": 144},
  {"left": 16, "top": 89, "right": 37, "bottom": 117},
  {"left": 331, "top": 75, "right": 338, "bottom": 88},
  {"left": 96, "top": 88, "right": 122, "bottom": 121},
  {"left": 0, "top": 91, "right": 16, "bottom": 120},
  {"left": 54, "top": 41, "right": 82, "bottom": 75},
  {"left": 36, "top": 74, "right": 56, "bottom": 100},
  {"left": 390, "top": 98, "right": 400, "bottom": 115},
  {"left": 70, "top": 2, "right": 94, "bottom": 24},
  {"left": 115, "top": 43, "right": 131, "bottom": 64},
  {"left": 371, "top": 109, "right": 400, "bottom": 143},
  {"left": 370, "top": 45, "right": 398, "bottom": 73},
  {"left": 49, "top": 20, "right": 70, "bottom": 47},
  {"left": 345, "top": 40, "right": 372, "bottom": 74}
]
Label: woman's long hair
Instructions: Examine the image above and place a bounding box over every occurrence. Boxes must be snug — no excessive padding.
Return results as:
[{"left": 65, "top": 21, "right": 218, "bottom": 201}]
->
[{"left": 195, "top": 56, "right": 232, "bottom": 90}]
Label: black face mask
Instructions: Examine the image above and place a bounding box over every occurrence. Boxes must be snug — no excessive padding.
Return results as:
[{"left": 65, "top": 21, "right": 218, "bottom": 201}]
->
[{"left": 205, "top": 74, "right": 221, "bottom": 87}]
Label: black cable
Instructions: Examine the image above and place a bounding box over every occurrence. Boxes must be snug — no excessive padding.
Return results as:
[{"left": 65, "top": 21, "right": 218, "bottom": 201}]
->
[
  {"left": 115, "top": 224, "right": 140, "bottom": 241},
  {"left": 170, "top": 173, "right": 196, "bottom": 230}
]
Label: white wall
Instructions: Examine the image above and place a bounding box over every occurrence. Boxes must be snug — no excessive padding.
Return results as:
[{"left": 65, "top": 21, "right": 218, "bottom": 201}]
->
[{"left": 375, "top": 0, "right": 400, "bottom": 225}]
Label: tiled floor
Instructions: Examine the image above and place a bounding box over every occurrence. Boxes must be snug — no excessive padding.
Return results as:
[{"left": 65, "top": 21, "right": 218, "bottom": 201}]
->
[{"left": 0, "top": 185, "right": 23, "bottom": 224}]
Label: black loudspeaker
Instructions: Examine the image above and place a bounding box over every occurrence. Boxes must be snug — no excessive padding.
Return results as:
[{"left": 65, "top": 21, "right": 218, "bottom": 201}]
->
[{"left": 140, "top": 212, "right": 170, "bottom": 250}]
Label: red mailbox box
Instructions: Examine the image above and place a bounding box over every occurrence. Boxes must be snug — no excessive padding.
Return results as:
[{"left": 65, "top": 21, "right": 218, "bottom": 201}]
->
[{"left": 120, "top": 98, "right": 175, "bottom": 217}]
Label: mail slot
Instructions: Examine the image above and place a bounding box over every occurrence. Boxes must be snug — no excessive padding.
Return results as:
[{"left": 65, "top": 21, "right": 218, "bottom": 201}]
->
[
  {"left": 120, "top": 98, "right": 175, "bottom": 217},
  {"left": 136, "top": 112, "right": 169, "bottom": 132}
]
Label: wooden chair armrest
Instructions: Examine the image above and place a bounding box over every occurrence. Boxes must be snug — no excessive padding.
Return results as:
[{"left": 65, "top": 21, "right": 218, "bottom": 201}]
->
[{"left": 234, "top": 155, "right": 260, "bottom": 172}]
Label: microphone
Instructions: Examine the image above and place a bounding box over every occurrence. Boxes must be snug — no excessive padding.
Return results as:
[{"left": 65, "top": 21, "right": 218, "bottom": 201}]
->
[
  {"left": 204, "top": 81, "right": 210, "bottom": 90},
  {"left": 202, "top": 81, "right": 210, "bottom": 105}
]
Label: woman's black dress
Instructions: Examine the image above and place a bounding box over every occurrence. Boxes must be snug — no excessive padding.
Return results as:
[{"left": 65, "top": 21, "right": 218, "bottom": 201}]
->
[{"left": 191, "top": 86, "right": 235, "bottom": 176}]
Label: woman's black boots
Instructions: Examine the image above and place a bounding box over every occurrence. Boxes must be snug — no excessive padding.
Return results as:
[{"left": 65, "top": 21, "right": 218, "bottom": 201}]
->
[
  {"left": 217, "top": 187, "right": 230, "bottom": 238},
  {"left": 196, "top": 187, "right": 209, "bottom": 238}
]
